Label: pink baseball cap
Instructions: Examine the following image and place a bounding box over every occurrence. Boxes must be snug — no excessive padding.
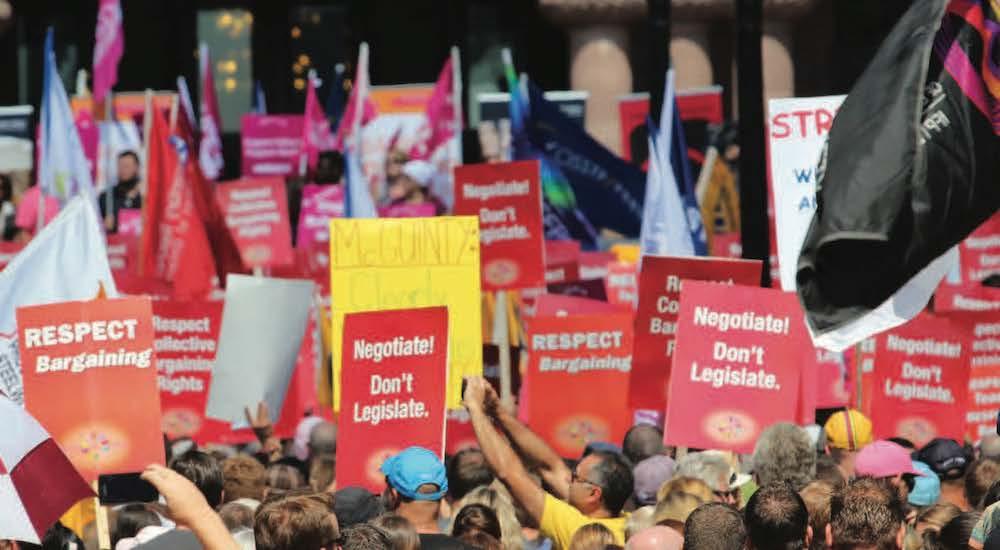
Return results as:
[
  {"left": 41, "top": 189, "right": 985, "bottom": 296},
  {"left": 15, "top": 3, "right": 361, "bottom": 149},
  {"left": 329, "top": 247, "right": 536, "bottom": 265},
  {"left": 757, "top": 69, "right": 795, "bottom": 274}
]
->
[{"left": 854, "top": 440, "right": 925, "bottom": 478}]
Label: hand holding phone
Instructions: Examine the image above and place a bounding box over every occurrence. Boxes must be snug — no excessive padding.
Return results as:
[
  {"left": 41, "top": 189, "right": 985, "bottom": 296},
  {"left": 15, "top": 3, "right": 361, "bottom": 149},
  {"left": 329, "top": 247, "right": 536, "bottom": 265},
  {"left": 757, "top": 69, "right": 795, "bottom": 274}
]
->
[{"left": 97, "top": 473, "right": 158, "bottom": 504}]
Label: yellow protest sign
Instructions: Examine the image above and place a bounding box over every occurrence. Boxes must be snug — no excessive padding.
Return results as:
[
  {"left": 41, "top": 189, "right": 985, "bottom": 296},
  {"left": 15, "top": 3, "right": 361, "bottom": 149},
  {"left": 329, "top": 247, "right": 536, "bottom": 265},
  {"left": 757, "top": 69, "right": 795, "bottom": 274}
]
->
[{"left": 329, "top": 216, "right": 482, "bottom": 410}]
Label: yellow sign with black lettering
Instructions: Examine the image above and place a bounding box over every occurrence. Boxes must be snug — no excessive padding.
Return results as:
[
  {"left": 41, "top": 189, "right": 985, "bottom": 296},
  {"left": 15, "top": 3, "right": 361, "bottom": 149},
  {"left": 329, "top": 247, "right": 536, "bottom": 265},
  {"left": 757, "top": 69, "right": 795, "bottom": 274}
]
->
[{"left": 329, "top": 217, "right": 482, "bottom": 410}]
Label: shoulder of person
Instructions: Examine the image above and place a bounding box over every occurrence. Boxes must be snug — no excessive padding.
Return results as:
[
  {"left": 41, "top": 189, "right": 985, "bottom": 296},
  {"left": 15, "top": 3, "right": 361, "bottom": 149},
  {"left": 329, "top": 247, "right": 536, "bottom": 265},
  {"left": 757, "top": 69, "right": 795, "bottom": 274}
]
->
[{"left": 419, "top": 533, "right": 477, "bottom": 550}]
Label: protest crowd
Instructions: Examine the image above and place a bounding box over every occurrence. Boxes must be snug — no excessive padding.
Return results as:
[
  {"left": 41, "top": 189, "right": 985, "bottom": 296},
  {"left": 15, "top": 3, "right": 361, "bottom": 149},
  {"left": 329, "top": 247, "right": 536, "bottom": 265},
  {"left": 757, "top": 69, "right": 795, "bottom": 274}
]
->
[{"left": 1, "top": 1, "right": 999, "bottom": 550}]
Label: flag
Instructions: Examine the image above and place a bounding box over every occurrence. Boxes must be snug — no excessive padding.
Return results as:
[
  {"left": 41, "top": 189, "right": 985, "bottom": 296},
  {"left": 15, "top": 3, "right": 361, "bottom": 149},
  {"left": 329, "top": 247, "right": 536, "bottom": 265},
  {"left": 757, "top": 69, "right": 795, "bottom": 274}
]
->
[
  {"left": 343, "top": 147, "right": 377, "bottom": 219},
  {"left": 252, "top": 80, "right": 267, "bottom": 115},
  {"left": 302, "top": 70, "right": 336, "bottom": 172},
  {"left": 641, "top": 116, "right": 694, "bottom": 257},
  {"left": 0, "top": 394, "right": 93, "bottom": 544},
  {"left": 139, "top": 106, "right": 215, "bottom": 298},
  {"left": 502, "top": 49, "right": 599, "bottom": 249},
  {"left": 409, "top": 55, "right": 460, "bottom": 160},
  {"left": 177, "top": 76, "right": 198, "bottom": 132},
  {"left": 664, "top": 72, "right": 708, "bottom": 255},
  {"left": 92, "top": 0, "right": 123, "bottom": 105},
  {"left": 334, "top": 43, "right": 377, "bottom": 151},
  {"left": 0, "top": 195, "right": 118, "bottom": 404},
  {"left": 797, "top": 0, "right": 1000, "bottom": 351},
  {"left": 39, "top": 28, "right": 95, "bottom": 205},
  {"left": 325, "top": 64, "right": 346, "bottom": 130},
  {"left": 198, "top": 43, "right": 224, "bottom": 181},
  {"left": 96, "top": 117, "right": 140, "bottom": 193}
]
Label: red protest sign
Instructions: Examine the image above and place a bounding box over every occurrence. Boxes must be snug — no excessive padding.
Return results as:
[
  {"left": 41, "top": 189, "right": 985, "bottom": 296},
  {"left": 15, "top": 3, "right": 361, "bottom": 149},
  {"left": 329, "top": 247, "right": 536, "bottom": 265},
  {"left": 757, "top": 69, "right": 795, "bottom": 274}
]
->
[
  {"left": 580, "top": 251, "right": 617, "bottom": 281},
  {"left": 936, "top": 284, "right": 1000, "bottom": 312},
  {"left": 216, "top": 178, "right": 294, "bottom": 269},
  {"left": 605, "top": 261, "right": 638, "bottom": 309},
  {"left": 548, "top": 279, "right": 608, "bottom": 302},
  {"left": 664, "top": 281, "right": 808, "bottom": 453},
  {"left": 533, "top": 294, "right": 629, "bottom": 317},
  {"left": 871, "top": 313, "right": 971, "bottom": 447},
  {"left": 630, "top": 256, "right": 762, "bottom": 411},
  {"left": 454, "top": 161, "right": 545, "bottom": 291},
  {"left": 944, "top": 313, "right": 1000, "bottom": 441},
  {"left": 545, "top": 240, "right": 581, "bottom": 284},
  {"left": 525, "top": 313, "right": 633, "bottom": 458},
  {"left": 336, "top": 307, "right": 449, "bottom": 493},
  {"left": 814, "top": 348, "right": 852, "bottom": 409},
  {"left": 18, "top": 297, "right": 164, "bottom": 481},
  {"left": 446, "top": 410, "right": 479, "bottom": 456}
]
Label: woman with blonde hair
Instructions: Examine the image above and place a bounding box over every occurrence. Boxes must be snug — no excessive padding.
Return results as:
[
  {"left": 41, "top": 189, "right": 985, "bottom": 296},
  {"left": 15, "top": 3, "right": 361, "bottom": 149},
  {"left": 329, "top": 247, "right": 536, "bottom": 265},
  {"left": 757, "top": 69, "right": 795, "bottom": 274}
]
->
[
  {"left": 568, "top": 523, "right": 617, "bottom": 550},
  {"left": 656, "top": 476, "right": 715, "bottom": 504},
  {"left": 453, "top": 484, "right": 525, "bottom": 550},
  {"left": 653, "top": 478, "right": 715, "bottom": 534}
]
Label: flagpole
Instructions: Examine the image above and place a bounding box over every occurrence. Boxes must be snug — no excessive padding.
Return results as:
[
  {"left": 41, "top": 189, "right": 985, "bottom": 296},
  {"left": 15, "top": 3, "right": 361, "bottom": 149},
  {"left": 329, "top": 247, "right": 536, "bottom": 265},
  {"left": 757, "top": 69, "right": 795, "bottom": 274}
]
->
[
  {"left": 451, "top": 46, "right": 463, "bottom": 166},
  {"left": 141, "top": 90, "right": 153, "bottom": 198},
  {"left": 168, "top": 93, "right": 179, "bottom": 133},
  {"left": 103, "top": 91, "right": 115, "bottom": 227}
]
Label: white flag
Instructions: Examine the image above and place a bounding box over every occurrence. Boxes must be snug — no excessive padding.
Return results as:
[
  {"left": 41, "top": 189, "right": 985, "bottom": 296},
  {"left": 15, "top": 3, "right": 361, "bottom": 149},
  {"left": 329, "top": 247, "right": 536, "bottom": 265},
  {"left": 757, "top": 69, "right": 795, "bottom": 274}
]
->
[{"left": 0, "top": 196, "right": 118, "bottom": 403}]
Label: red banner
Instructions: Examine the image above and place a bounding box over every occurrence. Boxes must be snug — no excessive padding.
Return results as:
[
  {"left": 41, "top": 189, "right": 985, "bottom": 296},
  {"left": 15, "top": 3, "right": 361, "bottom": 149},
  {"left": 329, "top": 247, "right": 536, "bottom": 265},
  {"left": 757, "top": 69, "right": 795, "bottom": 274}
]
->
[
  {"left": 19, "top": 297, "right": 164, "bottom": 481},
  {"left": 813, "top": 349, "right": 852, "bottom": 409},
  {"left": 453, "top": 161, "right": 545, "bottom": 291},
  {"left": 664, "top": 281, "right": 809, "bottom": 453},
  {"left": 871, "top": 313, "right": 971, "bottom": 447},
  {"left": 945, "top": 313, "right": 1000, "bottom": 441},
  {"left": 336, "top": 307, "right": 449, "bottom": 493},
  {"left": 936, "top": 284, "right": 1000, "bottom": 312},
  {"left": 631, "top": 256, "right": 762, "bottom": 411},
  {"left": 216, "top": 178, "right": 294, "bottom": 269},
  {"left": 525, "top": 313, "right": 633, "bottom": 458},
  {"left": 545, "top": 240, "right": 581, "bottom": 284},
  {"left": 605, "top": 262, "right": 639, "bottom": 309}
]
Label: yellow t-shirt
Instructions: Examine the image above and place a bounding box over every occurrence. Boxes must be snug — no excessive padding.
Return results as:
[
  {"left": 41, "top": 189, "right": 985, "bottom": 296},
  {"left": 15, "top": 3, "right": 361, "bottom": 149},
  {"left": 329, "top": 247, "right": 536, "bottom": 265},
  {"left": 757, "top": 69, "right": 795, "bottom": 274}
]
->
[{"left": 539, "top": 493, "right": 627, "bottom": 550}]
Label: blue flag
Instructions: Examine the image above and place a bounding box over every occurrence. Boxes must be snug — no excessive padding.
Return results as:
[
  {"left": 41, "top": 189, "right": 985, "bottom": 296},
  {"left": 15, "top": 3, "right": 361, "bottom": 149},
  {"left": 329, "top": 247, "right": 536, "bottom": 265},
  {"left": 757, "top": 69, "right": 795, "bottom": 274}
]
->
[
  {"left": 252, "top": 80, "right": 267, "bottom": 115},
  {"left": 326, "top": 64, "right": 346, "bottom": 131},
  {"left": 640, "top": 117, "right": 695, "bottom": 257},
  {"left": 663, "top": 70, "right": 708, "bottom": 255},
  {"left": 343, "top": 147, "right": 377, "bottom": 218}
]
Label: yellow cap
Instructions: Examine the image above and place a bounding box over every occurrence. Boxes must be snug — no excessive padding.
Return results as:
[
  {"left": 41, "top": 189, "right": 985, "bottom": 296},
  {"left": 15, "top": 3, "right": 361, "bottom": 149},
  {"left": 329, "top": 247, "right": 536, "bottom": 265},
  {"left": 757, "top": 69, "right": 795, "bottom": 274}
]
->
[{"left": 824, "top": 409, "right": 873, "bottom": 451}]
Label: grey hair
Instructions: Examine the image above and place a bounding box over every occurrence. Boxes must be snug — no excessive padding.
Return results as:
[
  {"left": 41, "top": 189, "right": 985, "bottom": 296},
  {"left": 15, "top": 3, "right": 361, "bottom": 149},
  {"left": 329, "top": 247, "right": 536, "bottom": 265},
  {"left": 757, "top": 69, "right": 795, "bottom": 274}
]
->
[
  {"left": 752, "top": 423, "right": 817, "bottom": 490},
  {"left": 675, "top": 452, "right": 732, "bottom": 492}
]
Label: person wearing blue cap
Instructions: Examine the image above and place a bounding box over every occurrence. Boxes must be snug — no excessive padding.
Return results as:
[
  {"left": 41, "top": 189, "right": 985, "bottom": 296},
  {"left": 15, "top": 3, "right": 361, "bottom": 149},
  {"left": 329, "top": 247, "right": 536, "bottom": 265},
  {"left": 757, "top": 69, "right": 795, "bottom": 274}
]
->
[
  {"left": 908, "top": 461, "right": 941, "bottom": 509},
  {"left": 381, "top": 446, "right": 472, "bottom": 549},
  {"left": 464, "top": 377, "right": 633, "bottom": 550}
]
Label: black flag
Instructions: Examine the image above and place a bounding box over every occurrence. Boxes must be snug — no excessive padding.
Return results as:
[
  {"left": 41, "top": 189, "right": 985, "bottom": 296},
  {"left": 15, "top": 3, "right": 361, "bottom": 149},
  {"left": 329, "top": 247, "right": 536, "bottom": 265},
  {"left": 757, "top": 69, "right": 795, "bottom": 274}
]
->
[{"left": 797, "top": 0, "right": 1000, "bottom": 350}]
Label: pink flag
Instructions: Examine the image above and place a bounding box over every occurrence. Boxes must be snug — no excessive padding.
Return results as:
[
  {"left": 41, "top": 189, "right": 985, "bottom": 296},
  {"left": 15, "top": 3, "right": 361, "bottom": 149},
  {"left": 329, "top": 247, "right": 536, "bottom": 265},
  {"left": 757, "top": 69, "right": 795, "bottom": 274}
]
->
[
  {"left": 92, "top": 0, "right": 123, "bottom": 104},
  {"left": 0, "top": 394, "right": 94, "bottom": 544},
  {"left": 302, "top": 73, "right": 337, "bottom": 172},
  {"left": 198, "top": 43, "right": 224, "bottom": 180},
  {"left": 333, "top": 43, "right": 377, "bottom": 151},
  {"left": 410, "top": 56, "right": 460, "bottom": 160}
]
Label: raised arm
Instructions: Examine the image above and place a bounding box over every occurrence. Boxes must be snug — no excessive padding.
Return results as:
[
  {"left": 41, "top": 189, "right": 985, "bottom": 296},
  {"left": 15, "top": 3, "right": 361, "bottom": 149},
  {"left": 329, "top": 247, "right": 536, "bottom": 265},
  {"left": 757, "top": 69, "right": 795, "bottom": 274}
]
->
[
  {"left": 464, "top": 377, "right": 547, "bottom": 523},
  {"left": 142, "top": 464, "right": 240, "bottom": 550}
]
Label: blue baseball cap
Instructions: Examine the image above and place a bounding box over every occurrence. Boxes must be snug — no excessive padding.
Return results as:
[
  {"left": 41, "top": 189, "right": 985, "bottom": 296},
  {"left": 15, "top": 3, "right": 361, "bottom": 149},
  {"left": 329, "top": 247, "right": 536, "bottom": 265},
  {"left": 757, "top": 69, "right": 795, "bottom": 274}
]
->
[
  {"left": 908, "top": 461, "right": 941, "bottom": 507},
  {"left": 381, "top": 447, "right": 448, "bottom": 501}
]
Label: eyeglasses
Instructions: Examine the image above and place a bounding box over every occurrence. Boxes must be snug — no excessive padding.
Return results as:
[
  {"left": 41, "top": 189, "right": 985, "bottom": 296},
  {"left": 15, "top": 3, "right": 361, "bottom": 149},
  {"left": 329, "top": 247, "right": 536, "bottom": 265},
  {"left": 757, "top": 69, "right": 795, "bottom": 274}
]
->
[{"left": 571, "top": 470, "right": 599, "bottom": 488}]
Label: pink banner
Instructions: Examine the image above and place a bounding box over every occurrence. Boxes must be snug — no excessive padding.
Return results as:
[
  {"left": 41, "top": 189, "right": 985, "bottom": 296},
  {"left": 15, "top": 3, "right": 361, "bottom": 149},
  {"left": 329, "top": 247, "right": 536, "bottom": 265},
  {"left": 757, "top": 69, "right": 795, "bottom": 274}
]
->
[
  {"left": 241, "top": 115, "right": 304, "bottom": 178},
  {"left": 296, "top": 184, "right": 345, "bottom": 247}
]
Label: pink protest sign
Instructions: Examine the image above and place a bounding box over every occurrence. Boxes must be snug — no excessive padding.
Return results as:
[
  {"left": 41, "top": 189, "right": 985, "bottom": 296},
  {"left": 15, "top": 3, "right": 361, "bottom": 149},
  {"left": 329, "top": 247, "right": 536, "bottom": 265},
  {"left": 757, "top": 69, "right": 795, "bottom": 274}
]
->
[
  {"left": 296, "top": 183, "right": 345, "bottom": 247},
  {"left": 241, "top": 115, "right": 305, "bottom": 178}
]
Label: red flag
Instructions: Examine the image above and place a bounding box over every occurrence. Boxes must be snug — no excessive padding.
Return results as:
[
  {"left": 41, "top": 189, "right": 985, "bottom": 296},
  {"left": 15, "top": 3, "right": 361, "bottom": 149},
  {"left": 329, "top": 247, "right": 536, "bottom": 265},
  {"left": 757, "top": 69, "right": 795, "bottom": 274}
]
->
[
  {"left": 302, "top": 73, "right": 337, "bottom": 172},
  {"left": 410, "top": 56, "right": 459, "bottom": 160},
  {"left": 198, "top": 43, "right": 224, "bottom": 180},
  {"left": 0, "top": 394, "right": 93, "bottom": 544}
]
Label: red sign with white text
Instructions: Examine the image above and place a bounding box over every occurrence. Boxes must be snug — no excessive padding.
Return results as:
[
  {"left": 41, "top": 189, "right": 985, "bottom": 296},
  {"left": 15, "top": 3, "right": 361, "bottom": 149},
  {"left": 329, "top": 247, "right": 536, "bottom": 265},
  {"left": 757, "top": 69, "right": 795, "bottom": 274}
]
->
[
  {"left": 454, "top": 161, "right": 545, "bottom": 291},
  {"left": 605, "top": 261, "right": 638, "bottom": 309},
  {"left": 664, "top": 282, "right": 808, "bottom": 453},
  {"left": 580, "top": 252, "right": 617, "bottom": 281},
  {"left": 19, "top": 297, "right": 164, "bottom": 482},
  {"left": 631, "top": 256, "right": 762, "bottom": 411},
  {"left": 814, "top": 348, "right": 852, "bottom": 409},
  {"left": 545, "top": 240, "right": 581, "bottom": 284},
  {"left": 336, "top": 307, "right": 449, "bottom": 493},
  {"left": 525, "top": 313, "right": 633, "bottom": 458},
  {"left": 945, "top": 313, "right": 1000, "bottom": 441},
  {"left": 216, "top": 178, "right": 294, "bottom": 269},
  {"left": 871, "top": 313, "right": 970, "bottom": 447}
]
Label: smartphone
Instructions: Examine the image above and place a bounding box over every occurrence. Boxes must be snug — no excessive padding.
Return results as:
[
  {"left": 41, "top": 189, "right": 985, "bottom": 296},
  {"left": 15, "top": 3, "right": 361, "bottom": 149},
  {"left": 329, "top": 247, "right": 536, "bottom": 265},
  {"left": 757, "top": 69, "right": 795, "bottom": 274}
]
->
[{"left": 97, "top": 473, "right": 158, "bottom": 504}]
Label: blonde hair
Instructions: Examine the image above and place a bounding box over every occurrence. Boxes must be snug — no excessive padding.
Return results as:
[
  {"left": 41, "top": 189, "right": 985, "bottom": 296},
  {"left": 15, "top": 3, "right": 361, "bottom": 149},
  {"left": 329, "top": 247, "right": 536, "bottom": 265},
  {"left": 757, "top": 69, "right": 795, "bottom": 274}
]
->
[
  {"left": 452, "top": 485, "right": 524, "bottom": 550},
  {"left": 903, "top": 503, "right": 963, "bottom": 550},
  {"left": 371, "top": 513, "right": 420, "bottom": 550},
  {"left": 569, "top": 523, "right": 616, "bottom": 550},
  {"left": 656, "top": 476, "right": 715, "bottom": 504},
  {"left": 626, "top": 506, "right": 656, "bottom": 541},
  {"left": 654, "top": 484, "right": 712, "bottom": 527}
]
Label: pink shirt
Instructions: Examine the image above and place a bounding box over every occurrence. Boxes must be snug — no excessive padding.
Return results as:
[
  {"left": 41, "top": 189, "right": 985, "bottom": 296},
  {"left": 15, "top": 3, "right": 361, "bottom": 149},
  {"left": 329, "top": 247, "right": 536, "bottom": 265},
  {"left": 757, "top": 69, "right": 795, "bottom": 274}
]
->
[{"left": 15, "top": 186, "right": 60, "bottom": 233}]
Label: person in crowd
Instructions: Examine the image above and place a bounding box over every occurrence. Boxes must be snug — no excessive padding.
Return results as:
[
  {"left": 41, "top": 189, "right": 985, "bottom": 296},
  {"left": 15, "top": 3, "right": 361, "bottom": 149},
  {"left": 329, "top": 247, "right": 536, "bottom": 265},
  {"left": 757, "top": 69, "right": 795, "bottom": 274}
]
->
[
  {"left": 255, "top": 493, "right": 340, "bottom": 550},
  {"left": 2, "top": 523, "right": 85, "bottom": 550},
  {"left": 826, "top": 478, "right": 906, "bottom": 550},
  {"left": 222, "top": 454, "right": 267, "bottom": 505},
  {"left": 683, "top": 503, "right": 748, "bottom": 550},
  {"left": 140, "top": 463, "right": 241, "bottom": 550},
  {"left": 310, "top": 453, "right": 336, "bottom": 493},
  {"left": 853, "top": 440, "right": 924, "bottom": 503},
  {"left": 309, "top": 421, "right": 338, "bottom": 459},
  {"left": 632, "top": 455, "right": 676, "bottom": 507},
  {"left": 980, "top": 436, "right": 1000, "bottom": 462},
  {"left": 171, "top": 449, "right": 226, "bottom": 509},
  {"left": 335, "top": 486, "right": 386, "bottom": 529},
  {"left": 111, "top": 504, "right": 161, "bottom": 549},
  {"left": 14, "top": 180, "right": 58, "bottom": 240},
  {"left": 654, "top": 487, "right": 712, "bottom": 533},
  {"left": 267, "top": 462, "right": 307, "bottom": 500},
  {"left": 218, "top": 501, "right": 255, "bottom": 532},
  {"left": 622, "top": 425, "right": 665, "bottom": 465},
  {"left": 0, "top": 173, "right": 16, "bottom": 241},
  {"left": 453, "top": 485, "right": 526, "bottom": 550},
  {"left": 452, "top": 504, "right": 503, "bottom": 542},
  {"left": 675, "top": 451, "right": 749, "bottom": 507},
  {"left": 99, "top": 150, "right": 142, "bottom": 232},
  {"left": 343, "top": 524, "right": 395, "bottom": 550},
  {"left": 914, "top": 439, "right": 972, "bottom": 510},
  {"left": 625, "top": 507, "right": 655, "bottom": 540},
  {"left": 625, "top": 526, "right": 683, "bottom": 550},
  {"left": 905, "top": 503, "right": 962, "bottom": 550},
  {"left": 814, "top": 454, "right": 847, "bottom": 489},
  {"left": 753, "top": 423, "right": 817, "bottom": 491},
  {"left": 448, "top": 449, "right": 496, "bottom": 503},
  {"left": 922, "top": 511, "right": 980, "bottom": 550},
  {"left": 315, "top": 151, "right": 344, "bottom": 184},
  {"left": 459, "top": 532, "right": 504, "bottom": 550},
  {"left": 657, "top": 477, "right": 716, "bottom": 505},
  {"left": 385, "top": 149, "right": 409, "bottom": 188},
  {"left": 744, "top": 484, "right": 811, "bottom": 550},
  {"left": 982, "top": 481, "right": 1000, "bottom": 510},
  {"left": 385, "top": 159, "right": 446, "bottom": 215},
  {"left": 889, "top": 438, "right": 916, "bottom": 452},
  {"left": 800, "top": 480, "right": 835, "bottom": 550},
  {"left": 965, "top": 460, "right": 1000, "bottom": 510},
  {"left": 823, "top": 410, "right": 874, "bottom": 479},
  {"left": 970, "top": 498, "right": 1000, "bottom": 550},
  {"left": 382, "top": 446, "right": 472, "bottom": 549},
  {"left": 464, "top": 377, "right": 632, "bottom": 549},
  {"left": 568, "top": 523, "right": 617, "bottom": 550},
  {"left": 371, "top": 514, "right": 421, "bottom": 550},
  {"left": 909, "top": 461, "right": 942, "bottom": 510}
]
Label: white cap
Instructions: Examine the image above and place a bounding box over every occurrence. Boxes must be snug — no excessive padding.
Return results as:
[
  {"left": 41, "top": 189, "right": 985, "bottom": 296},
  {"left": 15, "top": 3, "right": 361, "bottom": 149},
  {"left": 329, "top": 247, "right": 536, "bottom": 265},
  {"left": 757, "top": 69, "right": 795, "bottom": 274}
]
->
[{"left": 401, "top": 160, "right": 436, "bottom": 187}]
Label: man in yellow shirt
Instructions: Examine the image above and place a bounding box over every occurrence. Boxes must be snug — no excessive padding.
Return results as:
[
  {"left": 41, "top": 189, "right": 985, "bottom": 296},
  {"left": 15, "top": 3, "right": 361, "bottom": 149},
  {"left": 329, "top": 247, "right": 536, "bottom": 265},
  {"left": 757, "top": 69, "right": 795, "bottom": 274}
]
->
[{"left": 463, "top": 377, "right": 632, "bottom": 550}]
